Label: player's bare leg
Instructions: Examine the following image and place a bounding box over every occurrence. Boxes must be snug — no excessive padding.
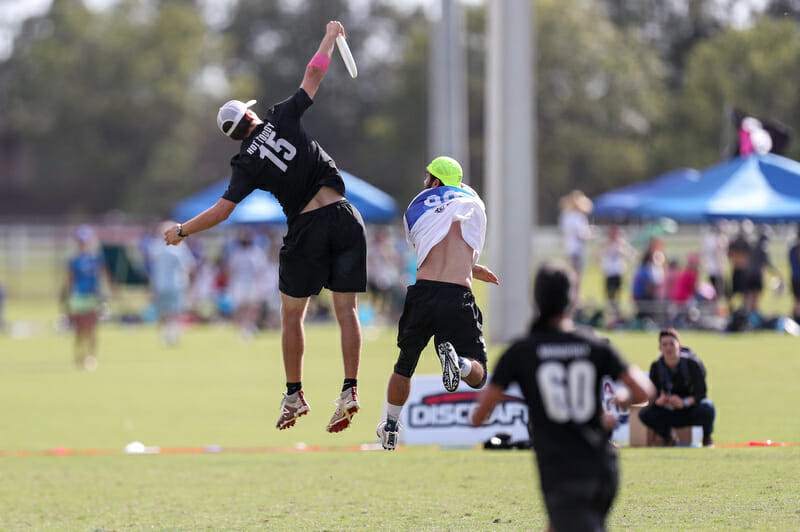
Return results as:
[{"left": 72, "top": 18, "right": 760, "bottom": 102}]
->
[
  {"left": 326, "top": 292, "right": 361, "bottom": 432},
  {"left": 276, "top": 294, "right": 311, "bottom": 430},
  {"left": 280, "top": 293, "right": 310, "bottom": 383},
  {"left": 461, "top": 358, "right": 485, "bottom": 388},
  {"left": 378, "top": 372, "right": 410, "bottom": 449},
  {"left": 331, "top": 292, "right": 361, "bottom": 380},
  {"left": 386, "top": 372, "right": 411, "bottom": 407}
]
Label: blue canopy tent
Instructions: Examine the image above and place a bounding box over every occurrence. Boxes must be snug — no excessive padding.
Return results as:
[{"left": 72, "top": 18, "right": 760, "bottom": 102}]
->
[
  {"left": 592, "top": 167, "right": 701, "bottom": 221},
  {"left": 638, "top": 154, "right": 800, "bottom": 223},
  {"left": 172, "top": 170, "right": 398, "bottom": 224},
  {"left": 592, "top": 154, "right": 800, "bottom": 223}
]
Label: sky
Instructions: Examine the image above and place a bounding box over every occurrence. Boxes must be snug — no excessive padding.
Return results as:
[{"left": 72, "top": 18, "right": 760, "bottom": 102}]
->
[{"left": 0, "top": 0, "right": 772, "bottom": 60}]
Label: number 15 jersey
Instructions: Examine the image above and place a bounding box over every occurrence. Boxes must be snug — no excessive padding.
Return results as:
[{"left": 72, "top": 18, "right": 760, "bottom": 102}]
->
[
  {"left": 490, "top": 326, "right": 628, "bottom": 486},
  {"left": 223, "top": 88, "right": 345, "bottom": 225}
]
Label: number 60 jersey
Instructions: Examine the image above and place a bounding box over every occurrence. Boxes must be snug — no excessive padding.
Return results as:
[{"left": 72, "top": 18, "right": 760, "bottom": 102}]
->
[
  {"left": 222, "top": 88, "right": 346, "bottom": 225},
  {"left": 490, "top": 326, "right": 629, "bottom": 485},
  {"left": 403, "top": 183, "right": 487, "bottom": 270}
]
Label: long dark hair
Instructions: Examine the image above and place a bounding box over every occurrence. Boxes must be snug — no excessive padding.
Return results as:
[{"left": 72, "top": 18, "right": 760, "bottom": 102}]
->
[{"left": 530, "top": 261, "right": 577, "bottom": 330}]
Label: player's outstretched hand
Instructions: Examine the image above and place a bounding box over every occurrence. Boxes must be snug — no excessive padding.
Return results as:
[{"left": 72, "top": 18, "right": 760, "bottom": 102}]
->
[
  {"left": 473, "top": 264, "right": 499, "bottom": 285},
  {"left": 327, "top": 20, "right": 344, "bottom": 39},
  {"left": 163, "top": 224, "right": 183, "bottom": 246}
]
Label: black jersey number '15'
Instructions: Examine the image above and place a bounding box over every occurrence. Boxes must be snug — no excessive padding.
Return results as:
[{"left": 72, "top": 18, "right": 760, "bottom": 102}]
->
[{"left": 257, "top": 129, "right": 296, "bottom": 172}]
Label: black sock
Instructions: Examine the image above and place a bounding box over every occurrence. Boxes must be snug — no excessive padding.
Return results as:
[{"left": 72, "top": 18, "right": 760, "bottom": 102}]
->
[
  {"left": 342, "top": 378, "right": 358, "bottom": 392},
  {"left": 286, "top": 382, "right": 302, "bottom": 395}
]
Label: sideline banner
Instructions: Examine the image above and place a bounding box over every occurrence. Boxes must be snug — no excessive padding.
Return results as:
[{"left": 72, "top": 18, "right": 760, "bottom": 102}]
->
[
  {"left": 399, "top": 376, "right": 529, "bottom": 446},
  {"left": 399, "top": 375, "right": 693, "bottom": 446}
]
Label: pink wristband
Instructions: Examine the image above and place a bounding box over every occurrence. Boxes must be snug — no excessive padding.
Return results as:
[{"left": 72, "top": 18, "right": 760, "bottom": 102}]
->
[{"left": 308, "top": 53, "right": 330, "bottom": 72}]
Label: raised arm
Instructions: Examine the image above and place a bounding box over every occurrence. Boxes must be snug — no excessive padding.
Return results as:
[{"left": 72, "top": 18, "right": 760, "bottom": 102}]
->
[
  {"left": 471, "top": 382, "right": 505, "bottom": 426},
  {"left": 614, "top": 365, "right": 656, "bottom": 409},
  {"left": 164, "top": 198, "right": 236, "bottom": 246},
  {"left": 300, "top": 21, "right": 343, "bottom": 100}
]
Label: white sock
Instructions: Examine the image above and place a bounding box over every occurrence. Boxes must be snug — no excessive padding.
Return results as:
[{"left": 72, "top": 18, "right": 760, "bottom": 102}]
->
[
  {"left": 459, "top": 357, "right": 472, "bottom": 377},
  {"left": 385, "top": 403, "right": 403, "bottom": 424}
]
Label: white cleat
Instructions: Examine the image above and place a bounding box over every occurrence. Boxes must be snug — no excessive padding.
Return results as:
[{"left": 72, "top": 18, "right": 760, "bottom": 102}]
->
[{"left": 437, "top": 342, "right": 460, "bottom": 392}]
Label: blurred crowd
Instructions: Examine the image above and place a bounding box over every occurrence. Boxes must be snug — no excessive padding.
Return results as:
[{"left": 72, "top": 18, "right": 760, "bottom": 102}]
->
[
  {"left": 39, "top": 198, "right": 800, "bottom": 369},
  {"left": 559, "top": 190, "right": 800, "bottom": 332},
  {"left": 60, "top": 223, "right": 417, "bottom": 347}
]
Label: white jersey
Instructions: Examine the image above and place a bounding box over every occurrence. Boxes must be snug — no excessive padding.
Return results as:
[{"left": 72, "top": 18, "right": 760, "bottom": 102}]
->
[
  {"left": 403, "top": 184, "right": 487, "bottom": 269},
  {"left": 559, "top": 209, "right": 590, "bottom": 257}
]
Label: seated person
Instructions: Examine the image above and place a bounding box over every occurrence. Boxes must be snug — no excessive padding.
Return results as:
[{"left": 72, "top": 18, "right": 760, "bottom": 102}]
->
[
  {"left": 632, "top": 250, "right": 657, "bottom": 320},
  {"left": 638, "top": 328, "right": 716, "bottom": 447}
]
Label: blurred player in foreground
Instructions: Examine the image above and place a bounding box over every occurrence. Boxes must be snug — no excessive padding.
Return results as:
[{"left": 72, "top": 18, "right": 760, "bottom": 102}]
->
[
  {"left": 377, "top": 156, "right": 499, "bottom": 450},
  {"left": 164, "top": 21, "right": 366, "bottom": 433},
  {"left": 472, "top": 262, "right": 654, "bottom": 532},
  {"left": 61, "top": 225, "right": 112, "bottom": 370}
]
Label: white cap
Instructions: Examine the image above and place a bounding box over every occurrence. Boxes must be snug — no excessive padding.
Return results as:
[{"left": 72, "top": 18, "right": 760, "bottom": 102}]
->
[{"left": 216, "top": 99, "right": 256, "bottom": 136}]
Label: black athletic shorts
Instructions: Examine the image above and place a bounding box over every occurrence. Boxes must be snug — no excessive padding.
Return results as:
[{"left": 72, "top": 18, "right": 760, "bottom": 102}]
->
[
  {"left": 279, "top": 200, "right": 367, "bottom": 298},
  {"left": 745, "top": 270, "right": 763, "bottom": 292},
  {"left": 395, "top": 280, "right": 487, "bottom": 387},
  {"left": 604, "top": 275, "right": 621, "bottom": 298},
  {"left": 543, "top": 472, "right": 619, "bottom": 532},
  {"left": 792, "top": 277, "right": 800, "bottom": 299},
  {"left": 730, "top": 268, "right": 747, "bottom": 295}
]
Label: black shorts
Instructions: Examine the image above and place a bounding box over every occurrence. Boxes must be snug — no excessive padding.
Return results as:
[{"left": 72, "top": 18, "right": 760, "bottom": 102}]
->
[
  {"left": 709, "top": 274, "right": 724, "bottom": 296},
  {"left": 279, "top": 200, "right": 367, "bottom": 298},
  {"left": 730, "top": 268, "right": 747, "bottom": 295},
  {"left": 604, "top": 275, "right": 621, "bottom": 298},
  {"left": 745, "top": 270, "right": 763, "bottom": 292},
  {"left": 792, "top": 277, "right": 800, "bottom": 300},
  {"left": 543, "top": 473, "right": 618, "bottom": 532},
  {"left": 395, "top": 280, "right": 487, "bottom": 386}
]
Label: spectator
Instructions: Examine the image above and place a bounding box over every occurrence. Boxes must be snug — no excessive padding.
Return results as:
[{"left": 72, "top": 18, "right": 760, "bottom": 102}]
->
[
  {"left": 744, "top": 225, "right": 783, "bottom": 316},
  {"left": 189, "top": 251, "right": 222, "bottom": 322},
  {"left": 366, "top": 226, "right": 403, "bottom": 320},
  {"left": 727, "top": 220, "right": 753, "bottom": 311},
  {"left": 600, "top": 225, "right": 634, "bottom": 325},
  {"left": 790, "top": 225, "right": 800, "bottom": 323},
  {"left": 672, "top": 253, "right": 700, "bottom": 305},
  {"left": 61, "top": 225, "right": 112, "bottom": 370},
  {"left": 670, "top": 253, "right": 700, "bottom": 328},
  {"left": 702, "top": 222, "right": 729, "bottom": 301},
  {"left": 227, "top": 230, "right": 269, "bottom": 340},
  {"left": 663, "top": 257, "right": 681, "bottom": 303},
  {"left": 148, "top": 221, "right": 196, "bottom": 345},
  {"left": 632, "top": 250, "right": 656, "bottom": 321},
  {"left": 558, "top": 190, "right": 593, "bottom": 295},
  {"left": 638, "top": 328, "right": 716, "bottom": 447},
  {"left": 632, "top": 242, "right": 665, "bottom": 324}
]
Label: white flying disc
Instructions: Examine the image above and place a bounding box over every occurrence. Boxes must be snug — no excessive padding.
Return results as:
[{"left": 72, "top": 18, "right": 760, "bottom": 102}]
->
[{"left": 336, "top": 34, "right": 358, "bottom": 78}]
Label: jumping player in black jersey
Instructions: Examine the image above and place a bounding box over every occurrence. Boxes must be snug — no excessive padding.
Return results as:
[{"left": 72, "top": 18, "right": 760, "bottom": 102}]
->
[
  {"left": 472, "top": 262, "right": 654, "bottom": 532},
  {"left": 164, "top": 21, "right": 365, "bottom": 434}
]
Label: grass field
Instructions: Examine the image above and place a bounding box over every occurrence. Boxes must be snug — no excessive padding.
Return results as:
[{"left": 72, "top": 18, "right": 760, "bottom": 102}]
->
[{"left": 1, "top": 301, "right": 800, "bottom": 530}]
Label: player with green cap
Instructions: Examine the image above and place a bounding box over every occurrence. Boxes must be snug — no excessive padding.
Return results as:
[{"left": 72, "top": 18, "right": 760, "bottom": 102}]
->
[
  {"left": 377, "top": 156, "right": 499, "bottom": 450},
  {"left": 426, "top": 155, "right": 463, "bottom": 187}
]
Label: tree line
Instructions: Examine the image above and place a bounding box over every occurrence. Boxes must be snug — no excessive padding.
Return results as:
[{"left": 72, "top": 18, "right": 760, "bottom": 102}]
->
[{"left": 1, "top": 0, "right": 799, "bottom": 223}]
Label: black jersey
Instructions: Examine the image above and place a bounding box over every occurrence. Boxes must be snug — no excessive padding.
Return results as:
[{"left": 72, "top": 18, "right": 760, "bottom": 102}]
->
[
  {"left": 222, "top": 88, "right": 345, "bottom": 224},
  {"left": 491, "top": 325, "right": 628, "bottom": 487}
]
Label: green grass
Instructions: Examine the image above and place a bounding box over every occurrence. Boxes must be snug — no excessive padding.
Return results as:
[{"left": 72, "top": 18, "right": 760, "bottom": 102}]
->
[{"left": 1, "top": 301, "right": 800, "bottom": 530}]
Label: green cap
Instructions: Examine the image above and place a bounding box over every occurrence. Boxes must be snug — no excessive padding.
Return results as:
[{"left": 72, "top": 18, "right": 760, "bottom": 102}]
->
[{"left": 427, "top": 156, "right": 463, "bottom": 187}]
